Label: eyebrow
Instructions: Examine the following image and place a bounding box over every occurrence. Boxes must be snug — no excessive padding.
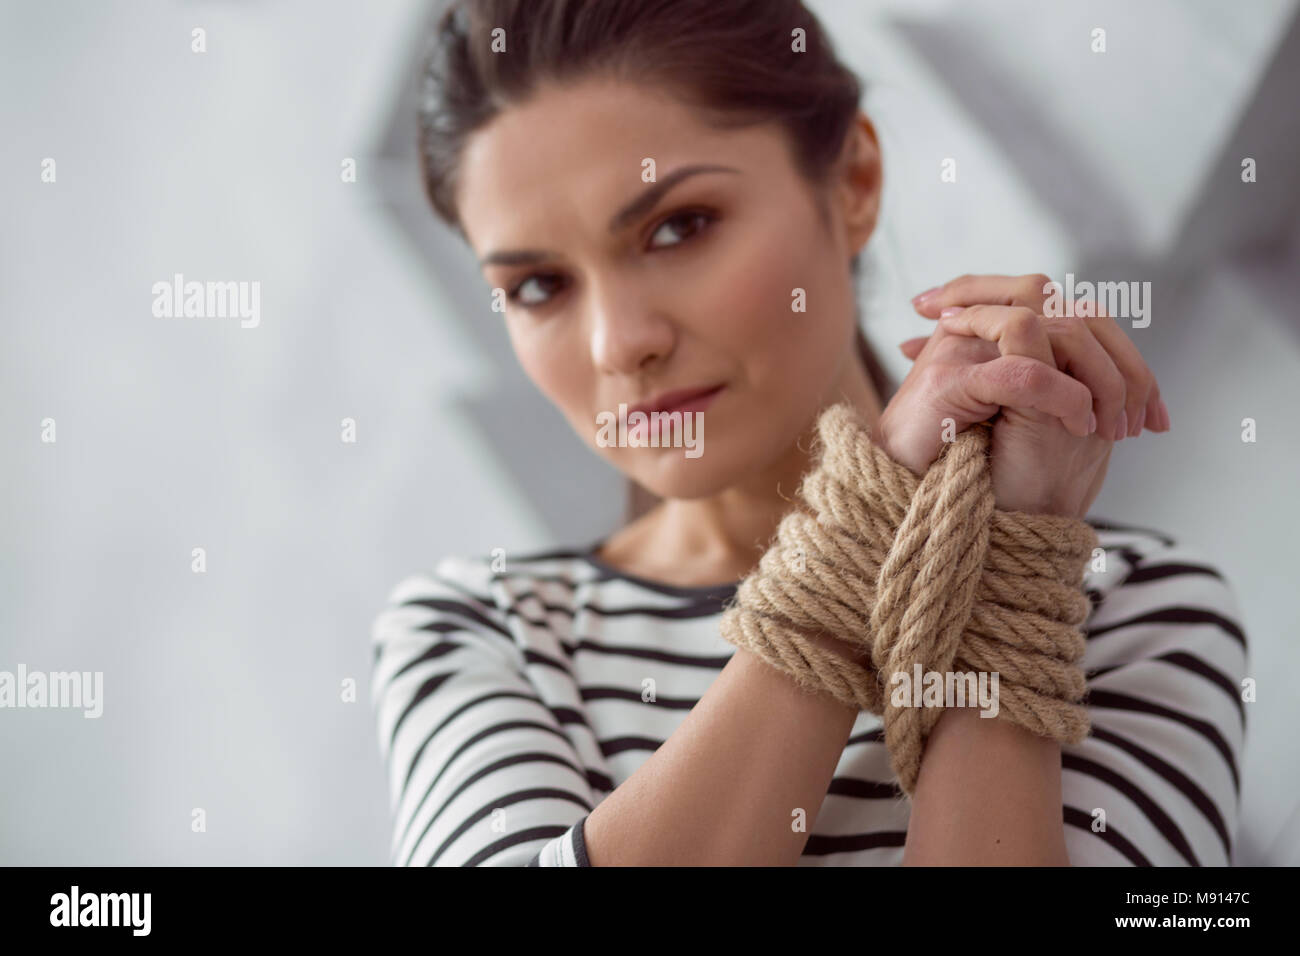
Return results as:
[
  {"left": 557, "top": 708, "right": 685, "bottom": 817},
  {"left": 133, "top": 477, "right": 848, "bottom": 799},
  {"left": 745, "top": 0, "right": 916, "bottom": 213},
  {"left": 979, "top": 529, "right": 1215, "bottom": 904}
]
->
[{"left": 477, "top": 163, "right": 740, "bottom": 268}]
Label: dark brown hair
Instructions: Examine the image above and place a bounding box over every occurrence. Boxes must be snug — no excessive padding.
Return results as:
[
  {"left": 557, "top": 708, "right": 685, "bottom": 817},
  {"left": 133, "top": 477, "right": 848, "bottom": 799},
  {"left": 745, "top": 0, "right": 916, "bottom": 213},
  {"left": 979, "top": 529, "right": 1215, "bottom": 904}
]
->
[{"left": 415, "top": 0, "right": 894, "bottom": 521}]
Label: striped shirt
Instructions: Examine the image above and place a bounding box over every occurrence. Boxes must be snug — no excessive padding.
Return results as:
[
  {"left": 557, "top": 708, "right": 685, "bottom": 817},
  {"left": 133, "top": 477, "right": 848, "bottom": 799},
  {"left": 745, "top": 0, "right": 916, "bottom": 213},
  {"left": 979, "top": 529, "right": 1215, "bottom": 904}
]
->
[{"left": 369, "top": 519, "right": 1248, "bottom": 866}]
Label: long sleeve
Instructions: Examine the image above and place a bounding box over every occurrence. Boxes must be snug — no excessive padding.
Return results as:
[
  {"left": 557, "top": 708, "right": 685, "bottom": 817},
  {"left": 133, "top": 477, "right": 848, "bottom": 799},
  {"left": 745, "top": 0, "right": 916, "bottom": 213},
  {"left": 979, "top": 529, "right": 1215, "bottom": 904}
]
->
[
  {"left": 526, "top": 814, "right": 593, "bottom": 866},
  {"left": 370, "top": 559, "right": 601, "bottom": 866},
  {"left": 1062, "top": 522, "right": 1250, "bottom": 865}
]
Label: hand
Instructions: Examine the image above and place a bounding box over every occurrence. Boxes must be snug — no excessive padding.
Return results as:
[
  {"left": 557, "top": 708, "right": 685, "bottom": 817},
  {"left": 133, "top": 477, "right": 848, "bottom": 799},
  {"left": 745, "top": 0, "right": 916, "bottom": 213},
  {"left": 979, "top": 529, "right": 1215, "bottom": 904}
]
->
[
  {"left": 873, "top": 314, "right": 1096, "bottom": 514},
  {"left": 876, "top": 273, "right": 1169, "bottom": 517}
]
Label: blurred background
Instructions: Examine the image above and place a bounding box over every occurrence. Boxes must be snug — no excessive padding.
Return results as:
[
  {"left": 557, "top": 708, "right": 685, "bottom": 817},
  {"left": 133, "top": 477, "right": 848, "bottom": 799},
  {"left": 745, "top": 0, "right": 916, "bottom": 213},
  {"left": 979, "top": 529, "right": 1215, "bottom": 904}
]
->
[{"left": 2, "top": 0, "right": 1297, "bottom": 864}]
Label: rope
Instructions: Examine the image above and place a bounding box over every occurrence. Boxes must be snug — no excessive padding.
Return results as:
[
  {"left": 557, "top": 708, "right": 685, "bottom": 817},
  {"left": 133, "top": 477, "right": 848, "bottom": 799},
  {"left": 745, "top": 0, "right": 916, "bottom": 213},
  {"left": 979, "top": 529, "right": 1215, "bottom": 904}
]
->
[{"left": 718, "top": 402, "right": 1097, "bottom": 795}]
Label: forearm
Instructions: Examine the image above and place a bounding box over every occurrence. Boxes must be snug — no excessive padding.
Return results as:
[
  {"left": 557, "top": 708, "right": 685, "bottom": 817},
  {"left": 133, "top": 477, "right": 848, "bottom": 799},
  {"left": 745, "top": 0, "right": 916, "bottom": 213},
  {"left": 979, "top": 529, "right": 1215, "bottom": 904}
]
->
[
  {"left": 581, "top": 631, "right": 862, "bottom": 865},
  {"left": 902, "top": 705, "right": 1069, "bottom": 865}
]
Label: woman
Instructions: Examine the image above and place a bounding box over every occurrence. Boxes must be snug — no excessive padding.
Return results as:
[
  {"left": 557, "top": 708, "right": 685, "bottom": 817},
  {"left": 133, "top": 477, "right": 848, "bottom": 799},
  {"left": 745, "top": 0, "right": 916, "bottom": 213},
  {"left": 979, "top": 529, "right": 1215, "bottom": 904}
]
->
[{"left": 371, "top": 0, "right": 1247, "bottom": 866}]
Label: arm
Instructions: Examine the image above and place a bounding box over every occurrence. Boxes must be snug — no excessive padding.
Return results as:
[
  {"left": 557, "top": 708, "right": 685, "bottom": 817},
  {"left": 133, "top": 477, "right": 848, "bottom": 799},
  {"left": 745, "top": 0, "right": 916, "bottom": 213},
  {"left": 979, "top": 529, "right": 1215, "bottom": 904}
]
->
[
  {"left": 372, "top": 565, "right": 605, "bottom": 866},
  {"left": 903, "top": 528, "right": 1250, "bottom": 867},
  {"left": 373, "top": 560, "right": 865, "bottom": 866},
  {"left": 903, "top": 707, "right": 1069, "bottom": 865},
  {"left": 1058, "top": 528, "right": 1247, "bottom": 866},
  {"left": 582, "top": 628, "right": 864, "bottom": 866}
]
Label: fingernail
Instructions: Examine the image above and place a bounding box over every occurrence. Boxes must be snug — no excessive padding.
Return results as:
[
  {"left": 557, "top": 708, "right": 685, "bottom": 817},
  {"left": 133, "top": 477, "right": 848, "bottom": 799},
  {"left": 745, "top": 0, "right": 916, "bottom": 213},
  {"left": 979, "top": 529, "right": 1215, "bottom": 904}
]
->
[
  {"left": 1114, "top": 410, "right": 1127, "bottom": 441},
  {"left": 939, "top": 306, "right": 964, "bottom": 317},
  {"left": 912, "top": 286, "right": 940, "bottom": 305},
  {"left": 1132, "top": 406, "right": 1146, "bottom": 436},
  {"left": 1088, "top": 411, "right": 1098, "bottom": 434},
  {"left": 1158, "top": 399, "right": 1171, "bottom": 429}
]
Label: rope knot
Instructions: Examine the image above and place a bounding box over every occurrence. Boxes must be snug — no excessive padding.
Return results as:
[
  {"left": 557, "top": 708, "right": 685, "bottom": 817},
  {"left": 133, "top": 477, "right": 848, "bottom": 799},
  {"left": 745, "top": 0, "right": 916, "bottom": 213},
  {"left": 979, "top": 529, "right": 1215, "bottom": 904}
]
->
[{"left": 719, "top": 402, "right": 1098, "bottom": 795}]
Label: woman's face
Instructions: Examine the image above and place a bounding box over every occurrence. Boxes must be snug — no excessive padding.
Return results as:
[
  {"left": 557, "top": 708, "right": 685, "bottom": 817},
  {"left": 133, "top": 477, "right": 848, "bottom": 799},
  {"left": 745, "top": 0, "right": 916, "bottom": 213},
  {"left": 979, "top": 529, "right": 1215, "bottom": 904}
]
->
[{"left": 455, "top": 77, "right": 879, "bottom": 500}]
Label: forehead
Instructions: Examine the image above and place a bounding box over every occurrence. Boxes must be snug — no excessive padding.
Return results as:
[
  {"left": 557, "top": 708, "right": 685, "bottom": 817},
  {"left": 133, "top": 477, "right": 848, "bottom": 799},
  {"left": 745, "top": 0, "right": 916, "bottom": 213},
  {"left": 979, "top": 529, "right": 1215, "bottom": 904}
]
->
[{"left": 454, "top": 78, "right": 788, "bottom": 255}]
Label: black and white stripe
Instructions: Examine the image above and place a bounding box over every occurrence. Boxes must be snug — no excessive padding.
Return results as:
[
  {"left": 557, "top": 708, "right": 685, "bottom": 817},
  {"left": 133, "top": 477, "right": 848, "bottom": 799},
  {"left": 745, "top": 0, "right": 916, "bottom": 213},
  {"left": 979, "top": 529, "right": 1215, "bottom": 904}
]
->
[{"left": 370, "top": 520, "right": 1248, "bottom": 866}]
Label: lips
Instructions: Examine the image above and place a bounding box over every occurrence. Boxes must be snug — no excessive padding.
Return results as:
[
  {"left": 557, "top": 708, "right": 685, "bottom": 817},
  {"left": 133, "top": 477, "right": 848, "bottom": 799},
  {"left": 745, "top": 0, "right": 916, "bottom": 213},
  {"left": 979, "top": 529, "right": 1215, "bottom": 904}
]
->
[{"left": 629, "top": 383, "right": 725, "bottom": 418}]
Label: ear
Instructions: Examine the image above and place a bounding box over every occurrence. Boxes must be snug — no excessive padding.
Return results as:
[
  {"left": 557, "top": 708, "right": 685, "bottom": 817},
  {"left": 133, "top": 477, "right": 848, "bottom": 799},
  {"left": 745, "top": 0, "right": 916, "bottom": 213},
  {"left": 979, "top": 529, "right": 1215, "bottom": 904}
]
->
[{"left": 835, "top": 112, "right": 883, "bottom": 256}]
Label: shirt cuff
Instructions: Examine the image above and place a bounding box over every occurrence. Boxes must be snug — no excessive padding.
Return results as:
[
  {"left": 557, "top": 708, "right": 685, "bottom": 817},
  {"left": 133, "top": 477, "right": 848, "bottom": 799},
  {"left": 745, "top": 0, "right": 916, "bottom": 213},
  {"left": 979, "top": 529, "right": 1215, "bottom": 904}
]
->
[{"left": 527, "top": 814, "right": 592, "bottom": 866}]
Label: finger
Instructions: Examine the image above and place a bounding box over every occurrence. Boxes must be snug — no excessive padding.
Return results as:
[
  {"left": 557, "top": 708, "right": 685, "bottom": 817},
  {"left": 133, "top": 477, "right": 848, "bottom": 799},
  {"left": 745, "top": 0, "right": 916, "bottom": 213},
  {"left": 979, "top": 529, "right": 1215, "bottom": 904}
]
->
[
  {"left": 946, "top": 313, "right": 1128, "bottom": 441},
  {"left": 902, "top": 330, "right": 1000, "bottom": 365},
  {"left": 1071, "top": 305, "right": 1163, "bottom": 435},
  {"left": 912, "top": 273, "right": 1054, "bottom": 318},
  {"left": 958, "top": 355, "right": 1096, "bottom": 437},
  {"left": 1045, "top": 317, "right": 1129, "bottom": 441},
  {"left": 898, "top": 336, "right": 930, "bottom": 360},
  {"left": 1144, "top": 379, "right": 1168, "bottom": 431},
  {"left": 932, "top": 304, "right": 1057, "bottom": 369}
]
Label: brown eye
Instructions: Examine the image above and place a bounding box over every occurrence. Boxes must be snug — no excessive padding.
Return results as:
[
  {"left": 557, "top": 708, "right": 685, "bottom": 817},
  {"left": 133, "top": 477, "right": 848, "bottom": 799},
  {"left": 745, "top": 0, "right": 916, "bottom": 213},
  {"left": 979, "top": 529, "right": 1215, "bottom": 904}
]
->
[
  {"left": 648, "top": 210, "right": 714, "bottom": 250},
  {"left": 509, "top": 273, "right": 567, "bottom": 307}
]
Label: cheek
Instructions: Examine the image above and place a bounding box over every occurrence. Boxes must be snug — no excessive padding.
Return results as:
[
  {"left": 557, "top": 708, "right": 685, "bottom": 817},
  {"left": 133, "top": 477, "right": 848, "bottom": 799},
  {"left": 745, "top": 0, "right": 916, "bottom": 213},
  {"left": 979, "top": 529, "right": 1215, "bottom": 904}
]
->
[
  {"left": 512, "top": 323, "right": 600, "bottom": 440},
  {"left": 519, "top": 329, "right": 577, "bottom": 397},
  {"left": 698, "top": 216, "right": 847, "bottom": 394}
]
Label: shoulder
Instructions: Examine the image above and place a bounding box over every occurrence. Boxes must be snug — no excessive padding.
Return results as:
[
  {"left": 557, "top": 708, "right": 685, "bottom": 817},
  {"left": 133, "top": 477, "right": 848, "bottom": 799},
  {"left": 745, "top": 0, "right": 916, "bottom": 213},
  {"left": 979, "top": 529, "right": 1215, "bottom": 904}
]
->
[
  {"left": 382, "top": 546, "right": 597, "bottom": 603},
  {"left": 1076, "top": 520, "right": 1248, "bottom": 764},
  {"left": 1066, "top": 519, "right": 1249, "bottom": 864},
  {"left": 1081, "top": 516, "right": 1248, "bottom": 729},
  {"left": 372, "top": 553, "right": 504, "bottom": 644},
  {"left": 371, "top": 546, "right": 603, "bottom": 648},
  {"left": 1084, "top": 517, "right": 1245, "bottom": 649}
]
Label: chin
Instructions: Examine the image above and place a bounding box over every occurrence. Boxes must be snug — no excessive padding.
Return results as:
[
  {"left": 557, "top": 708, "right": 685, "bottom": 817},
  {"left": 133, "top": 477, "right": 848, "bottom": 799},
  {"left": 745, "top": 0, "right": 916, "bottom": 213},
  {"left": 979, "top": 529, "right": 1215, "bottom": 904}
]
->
[
  {"left": 620, "top": 437, "right": 760, "bottom": 501},
  {"left": 621, "top": 447, "right": 743, "bottom": 502}
]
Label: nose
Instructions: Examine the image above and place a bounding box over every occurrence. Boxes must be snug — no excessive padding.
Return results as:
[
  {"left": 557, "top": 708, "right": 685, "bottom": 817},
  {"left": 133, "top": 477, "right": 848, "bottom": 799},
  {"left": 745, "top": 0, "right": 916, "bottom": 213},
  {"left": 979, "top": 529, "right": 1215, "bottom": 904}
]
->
[{"left": 587, "top": 275, "right": 675, "bottom": 376}]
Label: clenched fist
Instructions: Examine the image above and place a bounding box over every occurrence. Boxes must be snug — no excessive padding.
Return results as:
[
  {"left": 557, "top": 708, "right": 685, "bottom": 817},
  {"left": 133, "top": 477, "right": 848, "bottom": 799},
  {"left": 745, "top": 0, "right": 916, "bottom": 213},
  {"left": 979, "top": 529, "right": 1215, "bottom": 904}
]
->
[{"left": 874, "top": 273, "right": 1169, "bottom": 518}]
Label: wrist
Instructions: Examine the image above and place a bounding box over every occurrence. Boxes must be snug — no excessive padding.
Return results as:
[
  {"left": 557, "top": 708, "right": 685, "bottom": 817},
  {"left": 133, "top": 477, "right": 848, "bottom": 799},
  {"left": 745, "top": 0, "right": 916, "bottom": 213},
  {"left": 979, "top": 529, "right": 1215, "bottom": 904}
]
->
[
  {"left": 929, "top": 703, "right": 1062, "bottom": 753},
  {"left": 993, "top": 480, "right": 1086, "bottom": 518},
  {"left": 871, "top": 416, "right": 930, "bottom": 477}
]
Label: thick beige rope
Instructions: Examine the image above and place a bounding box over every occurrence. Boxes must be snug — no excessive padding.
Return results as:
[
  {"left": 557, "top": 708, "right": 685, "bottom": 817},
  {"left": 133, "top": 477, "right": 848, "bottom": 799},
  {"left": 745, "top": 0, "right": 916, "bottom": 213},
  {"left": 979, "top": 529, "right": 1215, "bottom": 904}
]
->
[{"left": 719, "top": 402, "right": 1098, "bottom": 796}]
